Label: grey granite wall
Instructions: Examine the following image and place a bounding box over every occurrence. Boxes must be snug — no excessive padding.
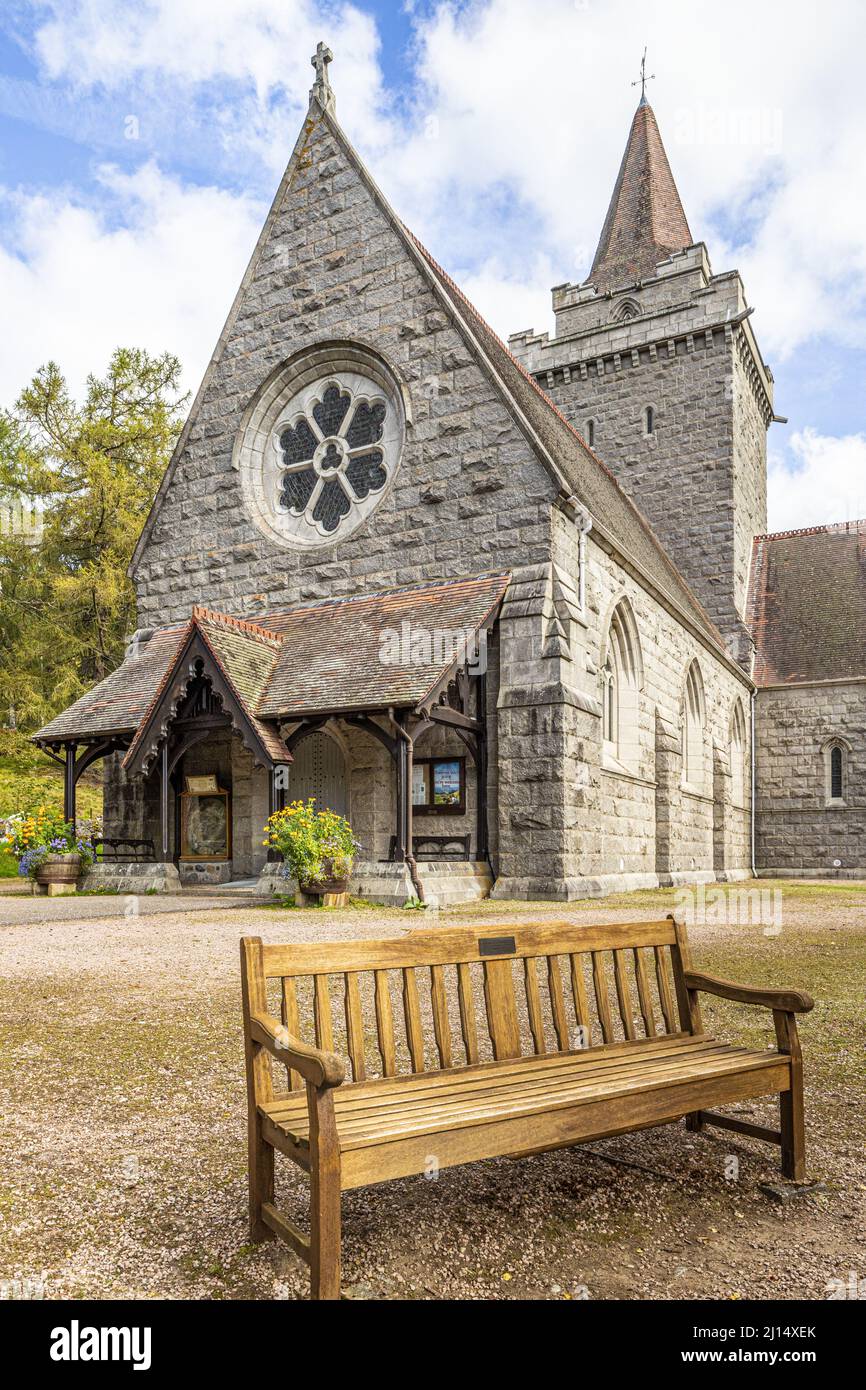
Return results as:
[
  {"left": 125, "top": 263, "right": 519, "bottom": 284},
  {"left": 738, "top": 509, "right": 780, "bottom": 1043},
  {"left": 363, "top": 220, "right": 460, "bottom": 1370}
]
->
[{"left": 755, "top": 681, "right": 866, "bottom": 876}]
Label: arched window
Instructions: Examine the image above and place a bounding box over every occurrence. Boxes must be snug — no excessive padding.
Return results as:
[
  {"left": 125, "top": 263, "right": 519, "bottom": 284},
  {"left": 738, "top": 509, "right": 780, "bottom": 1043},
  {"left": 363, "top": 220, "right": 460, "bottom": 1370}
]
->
[
  {"left": 730, "top": 701, "right": 746, "bottom": 808},
  {"left": 824, "top": 740, "right": 847, "bottom": 804},
  {"left": 831, "top": 746, "right": 843, "bottom": 799},
  {"left": 682, "top": 661, "right": 706, "bottom": 789},
  {"left": 644, "top": 405, "right": 655, "bottom": 435},
  {"left": 602, "top": 657, "right": 616, "bottom": 745},
  {"left": 585, "top": 419, "right": 596, "bottom": 448},
  {"left": 601, "top": 600, "right": 642, "bottom": 769}
]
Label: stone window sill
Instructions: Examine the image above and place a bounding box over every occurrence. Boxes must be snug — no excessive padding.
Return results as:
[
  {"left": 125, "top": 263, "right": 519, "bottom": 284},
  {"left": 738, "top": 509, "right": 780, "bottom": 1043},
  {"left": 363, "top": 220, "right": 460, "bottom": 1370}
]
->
[
  {"left": 681, "top": 783, "right": 713, "bottom": 804},
  {"left": 601, "top": 751, "right": 654, "bottom": 787}
]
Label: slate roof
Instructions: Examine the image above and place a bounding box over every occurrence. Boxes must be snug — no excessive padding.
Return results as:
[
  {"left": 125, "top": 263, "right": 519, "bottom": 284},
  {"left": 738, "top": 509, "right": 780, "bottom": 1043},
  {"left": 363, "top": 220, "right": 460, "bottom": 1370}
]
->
[
  {"left": 33, "top": 574, "right": 509, "bottom": 747},
  {"left": 120, "top": 609, "right": 292, "bottom": 770},
  {"left": 588, "top": 98, "right": 692, "bottom": 292},
  {"left": 748, "top": 521, "right": 866, "bottom": 685},
  {"left": 402, "top": 226, "right": 724, "bottom": 651},
  {"left": 258, "top": 572, "right": 509, "bottom": 716},
  {"left": 34, "top": 624, "right": 188, "bottom": 742}
]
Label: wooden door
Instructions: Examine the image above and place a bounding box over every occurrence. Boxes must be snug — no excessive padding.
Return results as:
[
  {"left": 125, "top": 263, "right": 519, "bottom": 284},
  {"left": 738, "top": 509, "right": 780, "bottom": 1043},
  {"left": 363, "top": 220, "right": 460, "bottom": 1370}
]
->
[{"left": 289, "top": 731, "right": 348, "bottom": 817}]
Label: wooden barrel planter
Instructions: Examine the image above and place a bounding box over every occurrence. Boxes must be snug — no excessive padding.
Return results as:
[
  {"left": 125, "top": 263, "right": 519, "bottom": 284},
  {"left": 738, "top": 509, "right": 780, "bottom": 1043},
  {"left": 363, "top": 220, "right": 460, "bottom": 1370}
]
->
[
  {"left": 34, "top": 853, "right": 81, "bottom": 896},
  {"left": 296, "top": 875, "right": 350, "bottom": 908}
]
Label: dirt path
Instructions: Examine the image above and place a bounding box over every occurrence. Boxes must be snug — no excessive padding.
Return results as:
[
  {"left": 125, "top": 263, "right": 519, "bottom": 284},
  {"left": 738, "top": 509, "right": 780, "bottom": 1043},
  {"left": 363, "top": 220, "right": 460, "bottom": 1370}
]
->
[{"left": 1, "top": 885, "right": 863, "bottom": 1300}]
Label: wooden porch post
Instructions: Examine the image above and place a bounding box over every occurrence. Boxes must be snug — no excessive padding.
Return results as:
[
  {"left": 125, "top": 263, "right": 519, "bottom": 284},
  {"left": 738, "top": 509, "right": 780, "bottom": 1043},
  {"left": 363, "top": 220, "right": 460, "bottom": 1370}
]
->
[
  {"left": 63, "top": 742, "right": 77, "bottom": 826},
  {"left": 475, "top": 673, "right": 488, "bottom": 862},
  {"left": 394, "top": 714, "right": 410, "bottom": 862},
  {"left": 159, "top": 741, "right": 171, "bottom": 862},
  {"left": 267, "top": 765, "right": 279, "bottom": 863}
]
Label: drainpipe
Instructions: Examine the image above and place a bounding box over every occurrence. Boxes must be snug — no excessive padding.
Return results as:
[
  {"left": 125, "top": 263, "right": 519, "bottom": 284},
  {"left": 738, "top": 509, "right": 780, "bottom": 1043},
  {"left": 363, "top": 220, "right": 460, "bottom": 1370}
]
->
[
  {"left": 750, "top": 690, "right": 757, "bottom": 880},
  {"left": 387, "top": 708, "right": 424, "bottom": 902}
]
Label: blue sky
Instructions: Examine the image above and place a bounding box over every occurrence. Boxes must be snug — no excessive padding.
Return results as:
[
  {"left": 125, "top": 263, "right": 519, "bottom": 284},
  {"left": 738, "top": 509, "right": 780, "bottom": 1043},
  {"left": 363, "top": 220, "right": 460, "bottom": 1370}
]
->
[{"left": 2, "top": 0, "right": 865, "bottom": 532}]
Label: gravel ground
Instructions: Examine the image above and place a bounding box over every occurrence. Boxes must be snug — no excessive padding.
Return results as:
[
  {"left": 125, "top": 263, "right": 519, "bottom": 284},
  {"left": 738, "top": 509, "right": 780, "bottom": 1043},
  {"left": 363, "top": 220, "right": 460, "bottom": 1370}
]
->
[{"left": 1, "top": 881, "right": 863, "bottom": 1301}]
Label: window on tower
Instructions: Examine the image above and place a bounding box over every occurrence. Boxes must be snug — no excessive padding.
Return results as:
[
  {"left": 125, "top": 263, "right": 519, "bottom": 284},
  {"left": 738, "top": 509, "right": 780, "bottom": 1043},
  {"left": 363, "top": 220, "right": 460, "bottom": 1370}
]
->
[
  {"left": 644, "top": 405, "right": 655, "bottom": 435},
  {"left": 585, "top": 419, "right": 595, "bottom": 448}
]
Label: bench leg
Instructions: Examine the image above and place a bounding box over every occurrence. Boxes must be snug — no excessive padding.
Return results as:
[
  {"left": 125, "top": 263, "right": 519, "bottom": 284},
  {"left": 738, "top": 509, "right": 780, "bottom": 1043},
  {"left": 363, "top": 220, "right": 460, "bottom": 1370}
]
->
[
  {"left": 248, "top": 1112, "right": 275, "bottom": 1243},
  {"left": 308, "top": 1084, "right": 341, "bottom": 1300},
  {"left": 774, "top": 1009, "right": 806, "bottom": 1182},
  {"left": 685, "top": 1111, "right": 704, "bottom": 1133}
]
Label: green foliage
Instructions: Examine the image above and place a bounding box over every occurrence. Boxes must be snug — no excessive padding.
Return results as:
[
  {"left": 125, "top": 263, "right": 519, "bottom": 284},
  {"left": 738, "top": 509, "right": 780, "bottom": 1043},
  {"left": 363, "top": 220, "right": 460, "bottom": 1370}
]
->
[
  {"left": 0, "top": 729, "right": 103, "bottom": 818},
  {"left": 0, "top": 348, "right": 187, "bottom": 730},
  {"left": 264, "top": 799, "right": 359, "bottom": 886}
]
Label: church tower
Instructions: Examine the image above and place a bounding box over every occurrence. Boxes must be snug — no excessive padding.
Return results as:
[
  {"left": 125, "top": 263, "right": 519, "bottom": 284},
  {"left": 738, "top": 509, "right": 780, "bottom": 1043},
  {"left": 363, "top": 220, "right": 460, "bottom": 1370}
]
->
[{"left": 509, "top": 91, "right": 775, "bottom": 662}]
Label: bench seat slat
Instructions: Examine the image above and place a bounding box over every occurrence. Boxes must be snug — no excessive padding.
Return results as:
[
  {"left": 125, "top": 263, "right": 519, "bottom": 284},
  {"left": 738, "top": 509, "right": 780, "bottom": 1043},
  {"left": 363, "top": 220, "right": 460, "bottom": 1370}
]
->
[
  {"left": 264, "top": 1032, "right": 705, "bottom": 1116},
  {"left": 262, "top": 1047, "right": 788, "bottom": 1153},
  {"left": 329, "top": 1052, "right": 775, "bottom": 1139},
  {"left": 265, "top": 1041, "right": 739, "bottom": 1126}
]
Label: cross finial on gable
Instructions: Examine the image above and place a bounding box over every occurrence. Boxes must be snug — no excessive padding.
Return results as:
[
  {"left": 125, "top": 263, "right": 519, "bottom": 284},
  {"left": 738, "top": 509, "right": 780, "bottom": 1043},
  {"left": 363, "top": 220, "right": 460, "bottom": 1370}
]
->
[
  {"left": 631, "top": 47, "right": 655, "bottom": 105},
  {"left": 311, "top": 41, "right": 334, "bottom": 110}
]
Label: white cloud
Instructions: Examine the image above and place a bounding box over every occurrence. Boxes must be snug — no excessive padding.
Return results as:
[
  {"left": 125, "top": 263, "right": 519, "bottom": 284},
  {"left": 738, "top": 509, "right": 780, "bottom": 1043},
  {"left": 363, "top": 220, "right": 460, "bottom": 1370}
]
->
[
  {"left": 29, "top": 0, "right": 395, "bottom": 171},
  {"left": 768, "top": 429, "right": 866, "bottom": 532},
  {"left": 0, "top": 163, "right": 264, "bottom": 403},
  {"left": 5, "top": 0, "right": 866, "bottom": 531},
  {"left": 20, "top": 0, "right": 866, "bottom": 368}
]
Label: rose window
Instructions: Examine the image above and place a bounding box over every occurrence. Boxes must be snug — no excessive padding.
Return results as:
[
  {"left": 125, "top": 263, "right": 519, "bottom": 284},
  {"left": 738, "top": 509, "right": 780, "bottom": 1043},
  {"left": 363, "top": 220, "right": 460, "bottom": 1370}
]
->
[
  {"left": 236, "top": 347, "right": 406, "bottom": 552},
  {"left": 271, "top": 377, "right": 397, "bottom": 542}
]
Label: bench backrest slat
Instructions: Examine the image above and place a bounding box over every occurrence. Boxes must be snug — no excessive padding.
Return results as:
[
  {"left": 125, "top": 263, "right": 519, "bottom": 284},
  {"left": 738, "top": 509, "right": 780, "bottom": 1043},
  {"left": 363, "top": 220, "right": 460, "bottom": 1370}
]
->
[{"left": 252, "top": 919, "right": 690, "bottom": 1090}]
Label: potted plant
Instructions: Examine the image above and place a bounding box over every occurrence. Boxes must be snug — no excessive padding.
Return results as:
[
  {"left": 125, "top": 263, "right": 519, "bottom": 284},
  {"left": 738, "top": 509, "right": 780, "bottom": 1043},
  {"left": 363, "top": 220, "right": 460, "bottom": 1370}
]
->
[
  {"left": 1, "top": 807, "right": 95, "bottom": 892},
  {"left": 263, "top": 799, "right": 358, "bottom": 902}
]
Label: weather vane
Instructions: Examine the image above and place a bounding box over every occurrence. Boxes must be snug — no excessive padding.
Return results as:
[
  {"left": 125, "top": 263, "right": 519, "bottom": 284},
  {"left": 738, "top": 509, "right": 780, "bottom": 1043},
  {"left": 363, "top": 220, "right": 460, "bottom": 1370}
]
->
[{"left": 631, "top": 48, "right": 655, "bottom": 103}]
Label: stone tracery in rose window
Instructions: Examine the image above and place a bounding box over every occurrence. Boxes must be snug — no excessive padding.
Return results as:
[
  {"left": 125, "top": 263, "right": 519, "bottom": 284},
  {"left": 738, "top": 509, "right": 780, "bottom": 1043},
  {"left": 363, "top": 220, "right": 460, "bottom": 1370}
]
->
[{"left": 277, "top": 382, "right": 389, "bottom": 536}]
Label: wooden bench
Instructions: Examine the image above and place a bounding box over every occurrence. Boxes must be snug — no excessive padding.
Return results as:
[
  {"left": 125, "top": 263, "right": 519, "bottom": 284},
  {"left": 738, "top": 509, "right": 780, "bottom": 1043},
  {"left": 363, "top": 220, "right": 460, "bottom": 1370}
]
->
[
  {"left": 240, "top": 917, "right": 813, "bottom": 1300},
  {"left": 93, "top": 837, "right": 156, "bottom": 863},
  {"left": 387, "top": 833, "right": 471, "bottom": 861}
]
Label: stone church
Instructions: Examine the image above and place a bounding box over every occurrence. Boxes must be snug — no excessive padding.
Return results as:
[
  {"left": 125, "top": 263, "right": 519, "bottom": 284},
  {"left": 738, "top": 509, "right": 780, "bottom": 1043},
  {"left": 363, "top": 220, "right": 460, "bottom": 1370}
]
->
[{"left": 35, "top": 48, "right": 865, "bottom": 902}]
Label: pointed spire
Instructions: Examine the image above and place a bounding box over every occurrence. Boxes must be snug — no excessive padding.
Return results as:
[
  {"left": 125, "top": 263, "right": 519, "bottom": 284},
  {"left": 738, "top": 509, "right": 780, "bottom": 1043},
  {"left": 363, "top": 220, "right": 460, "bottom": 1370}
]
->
[{"left": 587, "top": 98, "right": 692, "bottom": 292}]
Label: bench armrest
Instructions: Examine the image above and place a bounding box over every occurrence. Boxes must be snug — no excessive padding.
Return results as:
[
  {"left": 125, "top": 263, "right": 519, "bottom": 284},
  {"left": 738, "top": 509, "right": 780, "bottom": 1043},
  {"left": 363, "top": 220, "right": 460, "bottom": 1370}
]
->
[
  {"left": 683, "top": 971, "right": 814, "bottom": 1015},
  {"left": 250, "top": 1012, "right": 345, "bottom": 1089}
]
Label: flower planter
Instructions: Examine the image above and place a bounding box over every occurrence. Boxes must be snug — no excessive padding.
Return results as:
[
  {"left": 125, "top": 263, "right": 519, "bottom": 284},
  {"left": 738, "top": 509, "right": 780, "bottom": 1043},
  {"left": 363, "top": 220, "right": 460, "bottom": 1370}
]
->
[
  {"left": 296, "top": 875, "right": 349, "bottom": 908},
  {"left": 35, "top": 853, "right": 81, "bottom": 896}
]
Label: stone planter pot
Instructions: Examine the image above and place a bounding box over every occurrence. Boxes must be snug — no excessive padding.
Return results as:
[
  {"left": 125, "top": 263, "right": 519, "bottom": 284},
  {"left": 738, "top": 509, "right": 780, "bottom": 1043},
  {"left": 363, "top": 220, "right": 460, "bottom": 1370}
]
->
[{"left": 34, "top": 852, "right": 81, "bottom": 896}]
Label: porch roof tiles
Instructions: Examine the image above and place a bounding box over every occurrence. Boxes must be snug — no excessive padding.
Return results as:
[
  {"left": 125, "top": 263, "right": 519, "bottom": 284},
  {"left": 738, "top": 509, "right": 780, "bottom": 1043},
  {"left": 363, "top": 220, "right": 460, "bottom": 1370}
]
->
[
  {"left": 258, "top": 572, "right": 508, "bottom": 717},
  {"left": 33, "top": 573, "right": 509, "bottom": 746}
]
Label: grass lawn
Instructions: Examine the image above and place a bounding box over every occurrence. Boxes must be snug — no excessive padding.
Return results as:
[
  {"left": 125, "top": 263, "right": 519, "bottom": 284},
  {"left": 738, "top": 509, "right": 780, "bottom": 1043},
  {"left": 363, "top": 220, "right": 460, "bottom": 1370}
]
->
[
  {"left": 0, "top": 729, "right": 103, "bottom": 876},
  {"left": 0, "top": 880, "right": 862, "bottom": 1300}
]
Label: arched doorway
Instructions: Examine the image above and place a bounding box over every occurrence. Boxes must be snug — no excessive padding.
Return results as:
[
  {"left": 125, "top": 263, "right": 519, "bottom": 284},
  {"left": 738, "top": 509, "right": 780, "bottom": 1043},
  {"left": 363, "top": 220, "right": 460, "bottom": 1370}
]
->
[{"left": 288, "top": 730, "right": 349, "bottom": 817}]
